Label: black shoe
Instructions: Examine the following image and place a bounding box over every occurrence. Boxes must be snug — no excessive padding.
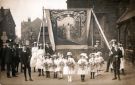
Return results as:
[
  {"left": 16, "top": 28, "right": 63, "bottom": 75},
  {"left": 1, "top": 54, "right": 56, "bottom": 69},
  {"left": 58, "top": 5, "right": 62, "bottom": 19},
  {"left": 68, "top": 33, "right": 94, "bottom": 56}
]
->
[
  {"left": 112, "top": 77, "right": 117, "bottom": 80},
  {"left": 105, "top": 70, "right": 109, "bottom": 72},
  {"left": 13, "top": 75, "right": 18, "bottom": 77},
  {"left": 25, "top": 79, "right": 28, "bottom": 81},
  {"left": 38, "top": 74, "right": 41, "bottom": 76},
  {"left": 29, "top": 78, "right": 33, "bottom": 81},
  {"left": 7, "top": 76, "right": 11, "bottom": 78}
]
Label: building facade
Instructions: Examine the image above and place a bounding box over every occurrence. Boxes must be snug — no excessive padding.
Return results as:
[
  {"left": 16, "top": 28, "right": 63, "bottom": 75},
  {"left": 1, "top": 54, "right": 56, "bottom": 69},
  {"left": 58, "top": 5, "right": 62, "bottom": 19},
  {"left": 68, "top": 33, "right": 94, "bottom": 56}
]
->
[
  {"left": 0, "top": 7, "right": 16, "bottom": 46},
  {"left": 66, "top": 0, "right": 123, "bottom": 44}
]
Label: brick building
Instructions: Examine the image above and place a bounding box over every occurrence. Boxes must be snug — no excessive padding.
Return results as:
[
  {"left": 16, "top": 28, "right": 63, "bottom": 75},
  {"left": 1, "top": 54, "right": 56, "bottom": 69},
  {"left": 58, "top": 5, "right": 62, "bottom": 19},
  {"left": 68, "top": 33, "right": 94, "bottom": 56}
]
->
[{"left": 0, "top": 7, "right": 16, "bottom": 46}]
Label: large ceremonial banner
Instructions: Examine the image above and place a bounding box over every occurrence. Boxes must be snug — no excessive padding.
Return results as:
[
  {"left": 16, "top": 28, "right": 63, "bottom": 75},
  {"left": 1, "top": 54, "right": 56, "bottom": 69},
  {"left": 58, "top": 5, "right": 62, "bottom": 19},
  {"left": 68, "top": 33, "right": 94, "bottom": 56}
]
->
[{"left": 45, "top": 9, "right": 91, "bottom": 49}]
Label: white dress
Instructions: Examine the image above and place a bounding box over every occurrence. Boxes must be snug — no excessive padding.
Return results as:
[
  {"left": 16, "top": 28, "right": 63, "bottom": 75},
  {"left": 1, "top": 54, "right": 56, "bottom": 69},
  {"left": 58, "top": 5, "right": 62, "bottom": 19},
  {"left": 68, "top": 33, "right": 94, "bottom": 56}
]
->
[
  {"left": 43, "top": 58, "right": 53, "bottom": 71},
  {"left": 53, "top": 59, "right": 59, "bottom": 72},
  {"left": 89, "top": 58, "right": 97, "bottom": 72},
  {"left": 30, "top": 47, "right": 38, "bottom": 67},
  {"left": 48, "top": 58, "right": 54, "bottom": 71},
  {"left": 57, "top": 58, "right": 65, "bottom": 72},
  {"left": 77, "top": 58, "right": 88, "bottom": 75},
  {"left": 63, "top": 59, "right": 68, "bottom": 75},
  {"left": 66, "top": 58, "right": 76, "bottom": 75},
  {"left": 35, "top": 49, "right": 45, "bottom": 70},
  {"left": 119, "top": 47, "right": 125, "bottom": 70}
]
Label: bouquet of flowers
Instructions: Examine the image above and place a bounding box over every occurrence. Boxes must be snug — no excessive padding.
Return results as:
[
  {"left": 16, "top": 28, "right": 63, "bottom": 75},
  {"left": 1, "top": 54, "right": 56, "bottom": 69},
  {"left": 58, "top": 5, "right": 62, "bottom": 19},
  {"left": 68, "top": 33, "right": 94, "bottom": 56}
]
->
[
  {"left": 79, "top": 61, "right": 86, "bottom": 70},
  {"left": 44, "top": 62, "right": 48, "bottom": 70},
  {"left": 59, "top": 61, "right": 64, "bottom": 67},
  {"left": 53, "top": 63, "right": 57, "bottom": 68},
  {"left": 48, "top": 63, "right": 53, "bottom": 68},
  {"left": 67, "top": 61, "right": 74, "bottom": 69}
]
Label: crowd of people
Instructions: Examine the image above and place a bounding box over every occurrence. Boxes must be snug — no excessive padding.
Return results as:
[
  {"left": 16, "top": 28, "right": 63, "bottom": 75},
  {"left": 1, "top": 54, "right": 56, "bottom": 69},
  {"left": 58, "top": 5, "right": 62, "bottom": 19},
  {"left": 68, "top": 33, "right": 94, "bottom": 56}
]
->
[{"left": 0, "top": 39, "right": 126, "bottom": 82}]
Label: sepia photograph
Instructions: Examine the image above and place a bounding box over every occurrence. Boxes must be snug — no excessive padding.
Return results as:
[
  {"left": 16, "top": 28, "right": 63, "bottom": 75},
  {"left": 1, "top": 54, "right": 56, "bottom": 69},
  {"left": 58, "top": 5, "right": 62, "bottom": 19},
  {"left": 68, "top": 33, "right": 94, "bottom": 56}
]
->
[{"left": 0, "top": 0, "right": 135, "bottom": 85}]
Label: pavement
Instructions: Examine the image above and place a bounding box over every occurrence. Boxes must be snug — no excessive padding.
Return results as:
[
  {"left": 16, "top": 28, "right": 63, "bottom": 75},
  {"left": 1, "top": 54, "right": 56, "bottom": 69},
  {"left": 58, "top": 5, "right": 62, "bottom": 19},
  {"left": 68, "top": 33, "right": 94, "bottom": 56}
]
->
[{"left": 0, "top": 61, "right": 135, "bottom": 85}]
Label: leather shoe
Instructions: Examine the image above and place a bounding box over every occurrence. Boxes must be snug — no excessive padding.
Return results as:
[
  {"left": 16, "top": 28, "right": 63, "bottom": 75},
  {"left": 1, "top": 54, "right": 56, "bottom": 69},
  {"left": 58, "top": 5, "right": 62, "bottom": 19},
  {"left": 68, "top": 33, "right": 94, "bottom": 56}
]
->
[{"left": 112, "top": 77, "right": 117, "bottom": 80}]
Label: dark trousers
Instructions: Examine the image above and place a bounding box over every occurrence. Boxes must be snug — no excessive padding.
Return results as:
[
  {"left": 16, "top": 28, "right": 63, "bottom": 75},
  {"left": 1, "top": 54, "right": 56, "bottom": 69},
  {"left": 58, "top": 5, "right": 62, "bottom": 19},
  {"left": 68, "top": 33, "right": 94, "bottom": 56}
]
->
[
  {"left": 1, "top": 59, "right": 5, "bottom": 71},
  {"left": 23, "top": 64, "right": 32, "bottom": 80},
  {"left": 113, "top": 62, "right": 120, "bottom": 79},
  {"left": 106, "top": 59, "right": 111, "bottom": 72},
  {"left": 15, "top": 62, "right": 19, "bottom": 73},
  {"left": 6, "top": 63, "right": 16, "bottom": 77},
  {"left": 46, "top": 71, "right": 50, "bottom": 78},
  {"left": 81, "top": 75, "right": 85, "bottom": 81},
  {"left": 38, "top": 69, "right": 44, "bottom": 76}
]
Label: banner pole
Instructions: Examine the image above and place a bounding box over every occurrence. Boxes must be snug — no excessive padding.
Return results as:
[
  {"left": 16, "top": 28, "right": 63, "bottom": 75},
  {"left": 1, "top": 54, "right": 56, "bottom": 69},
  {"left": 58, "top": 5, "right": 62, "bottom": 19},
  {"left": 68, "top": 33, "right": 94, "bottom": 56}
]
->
[{"left": 91, "top": 9, "right": 111, "bottom": 51}]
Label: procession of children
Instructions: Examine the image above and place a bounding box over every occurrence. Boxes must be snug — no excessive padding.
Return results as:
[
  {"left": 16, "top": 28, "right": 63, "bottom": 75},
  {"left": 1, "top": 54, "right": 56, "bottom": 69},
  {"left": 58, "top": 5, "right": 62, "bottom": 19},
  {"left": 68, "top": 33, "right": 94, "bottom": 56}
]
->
[{"left": 30, "top": 43, "right": 105, "bottom": 82}]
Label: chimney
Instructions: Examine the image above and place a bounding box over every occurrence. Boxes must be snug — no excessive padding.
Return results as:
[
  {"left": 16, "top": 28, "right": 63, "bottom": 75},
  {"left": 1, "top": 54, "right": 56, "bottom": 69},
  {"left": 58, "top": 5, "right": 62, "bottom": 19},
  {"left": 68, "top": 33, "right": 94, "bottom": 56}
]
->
[
  {"left": 28, "top": 18, "right": 31, "bottom": 22},
  {"left": 1, "top": 6, "right": 4, "bottom": 17}
]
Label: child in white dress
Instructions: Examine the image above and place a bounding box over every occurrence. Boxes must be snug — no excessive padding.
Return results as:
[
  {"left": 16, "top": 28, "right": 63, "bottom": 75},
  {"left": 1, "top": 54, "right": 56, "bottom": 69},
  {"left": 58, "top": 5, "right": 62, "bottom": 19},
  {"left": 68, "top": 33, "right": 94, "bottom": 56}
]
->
[
  {"left": 66, "top": 52, "right": 76, "bottom": 82},
  {"left": 77, "top": 53, "right": 88, "bottom": 82}
]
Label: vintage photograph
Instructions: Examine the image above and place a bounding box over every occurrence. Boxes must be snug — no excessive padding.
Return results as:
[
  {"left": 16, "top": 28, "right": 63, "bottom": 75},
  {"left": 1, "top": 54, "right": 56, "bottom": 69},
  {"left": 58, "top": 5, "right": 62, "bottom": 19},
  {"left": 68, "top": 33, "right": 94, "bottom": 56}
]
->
[{"left": 0, "top": 0, "right": 135, "bottom": 85}]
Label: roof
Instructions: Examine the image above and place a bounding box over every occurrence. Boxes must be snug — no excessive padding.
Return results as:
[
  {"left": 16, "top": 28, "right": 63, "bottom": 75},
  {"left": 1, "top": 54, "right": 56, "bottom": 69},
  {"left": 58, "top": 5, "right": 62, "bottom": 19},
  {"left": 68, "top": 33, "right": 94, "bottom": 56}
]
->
[
  {"left": 117, "top": 8, "right": 135, "bottom": 24},
  {"left": 0, "top": 8, "right": 12, "bottom": 23}
]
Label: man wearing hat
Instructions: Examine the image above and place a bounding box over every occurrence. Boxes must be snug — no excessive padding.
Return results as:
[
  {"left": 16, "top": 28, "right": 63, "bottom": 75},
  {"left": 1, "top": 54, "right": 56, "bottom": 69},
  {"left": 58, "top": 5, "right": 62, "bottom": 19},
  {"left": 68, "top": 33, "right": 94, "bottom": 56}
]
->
[
  {"left": 66, "top": 52, "right": 76, "bottom": 82},
  {"left": 106, "top": 39, "right": 117, "bottom": 72},
  {"left": 111, "top": 45, "right": 122, "bottom": 80},
  {"left": 77, "top": 53, "right": 88, "bottom": 82},
  {"left": 21, "top": 45, "right": 33, "bottom": 81},
  {"left": 94, "top": 40, "right": 102, "bottom": 52}
]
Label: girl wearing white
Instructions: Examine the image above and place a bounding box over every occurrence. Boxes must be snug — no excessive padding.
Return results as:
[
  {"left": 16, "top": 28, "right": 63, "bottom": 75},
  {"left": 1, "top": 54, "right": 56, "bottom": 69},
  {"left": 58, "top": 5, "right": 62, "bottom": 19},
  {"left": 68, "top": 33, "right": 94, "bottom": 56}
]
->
[
  {"left": 66, "top": 52, "right": 76, "bottom": 82},
  {"left": 53, "top": 54, "right": 59, "bottom": 78},
  {"left": 63, "top": 55, "right": 68, "bottom": 75},
  {"left": 89, "top": 53, "right": 96, "bottom": 79},
  {"left": 57, "top": 53, "right": 65, "bottom": 79},
  {"left": 118, "top": 43, "right": 125, "bottom": 75},
  {"left": 44, "top": 54, "right": 51, "bottom": 78},
  {"left": 95, "top": 52, "right": 104, "bottom": 75},
  {"left": 30, "top": 42, "right": 38, "bottom": 72},
  {"left": 35, "top": 44, "right": 45, "bottom": 76},
  {"left": 77, "top": 53, "right": 88, "bottom": 82}
]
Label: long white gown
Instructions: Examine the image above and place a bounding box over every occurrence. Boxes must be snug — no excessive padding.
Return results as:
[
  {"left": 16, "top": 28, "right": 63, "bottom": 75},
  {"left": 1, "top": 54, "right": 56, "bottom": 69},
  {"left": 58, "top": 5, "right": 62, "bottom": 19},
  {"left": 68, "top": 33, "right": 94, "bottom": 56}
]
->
[
  {"left": 35, "top": 49, "right": 45, "bottom": 70},
  {"left": 65, "top": 58, "right": 76, "bottom": 75},
  {"left": 30, "top": 47, "right": 38, "bottom": 67}
]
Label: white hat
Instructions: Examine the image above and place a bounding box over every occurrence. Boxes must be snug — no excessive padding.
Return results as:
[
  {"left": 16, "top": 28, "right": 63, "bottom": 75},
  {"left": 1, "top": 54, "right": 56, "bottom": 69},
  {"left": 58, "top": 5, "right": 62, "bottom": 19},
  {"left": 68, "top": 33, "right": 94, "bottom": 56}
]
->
[
  {"left": 53, "top": 54, "right": 57, "bottom": 57},
  {"left": 96, "top": 51, "right": 102, "bottom": 55},
  {"left": 89, "top": 53, "right": 95, "bottom": 57},
  {"left": 96, "top": 40, "right": 100, "bottom": 43},
  {"left": 67, "top": 52, "right": 72, "bottom": 56},
  {"left": 80, "top": 53, "right": 88, "bottom": 58},
  {"left": 111, "top": 39, "right": 116, "bottom": 42}
]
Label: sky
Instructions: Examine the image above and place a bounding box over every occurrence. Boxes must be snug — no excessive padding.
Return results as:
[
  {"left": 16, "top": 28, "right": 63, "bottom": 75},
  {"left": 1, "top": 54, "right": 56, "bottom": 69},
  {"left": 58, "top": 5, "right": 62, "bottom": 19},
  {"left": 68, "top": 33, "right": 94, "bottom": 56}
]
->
[{"left": 0, "top": 0, "right": 67, "bottom": 38}]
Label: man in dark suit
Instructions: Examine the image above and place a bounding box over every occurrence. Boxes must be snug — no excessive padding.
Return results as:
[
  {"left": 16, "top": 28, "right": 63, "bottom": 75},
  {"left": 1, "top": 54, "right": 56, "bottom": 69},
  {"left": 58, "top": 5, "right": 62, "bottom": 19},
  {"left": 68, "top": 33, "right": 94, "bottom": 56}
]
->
[
  {"left": 5, "top": 43, "right": 16, "bottom": 78},
  {"left": 111, "top": 45, "right": 122, "bottom": 80},
  {"left": 21, "top": 45, "right": 33, "bottom": 81},
  {"left": 1, "top": 44, "right": 7, "bottom": 71}
]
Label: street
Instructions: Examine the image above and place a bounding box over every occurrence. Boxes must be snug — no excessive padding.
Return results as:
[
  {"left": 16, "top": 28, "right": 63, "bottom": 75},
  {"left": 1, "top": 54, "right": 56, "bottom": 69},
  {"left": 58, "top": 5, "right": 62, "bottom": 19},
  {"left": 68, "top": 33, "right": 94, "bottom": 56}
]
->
[{"left": 0, "top": 61, "right": 135, "bottom": 85}]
